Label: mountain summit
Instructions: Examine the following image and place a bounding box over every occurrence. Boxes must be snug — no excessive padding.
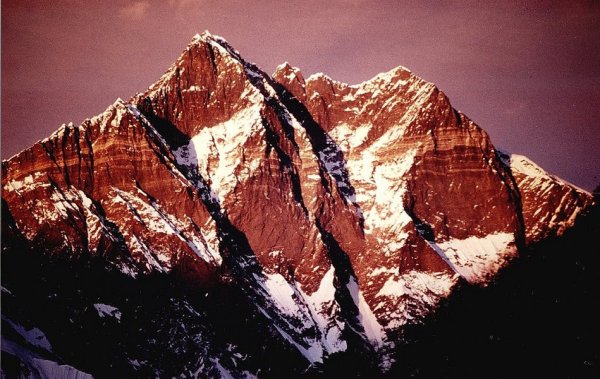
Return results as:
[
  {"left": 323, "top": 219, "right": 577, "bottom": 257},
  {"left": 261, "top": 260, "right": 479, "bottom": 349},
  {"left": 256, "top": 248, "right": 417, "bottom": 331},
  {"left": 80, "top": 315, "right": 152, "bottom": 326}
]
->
[{"left": 1, "top": 32, "right": 594, "bottom": 377}]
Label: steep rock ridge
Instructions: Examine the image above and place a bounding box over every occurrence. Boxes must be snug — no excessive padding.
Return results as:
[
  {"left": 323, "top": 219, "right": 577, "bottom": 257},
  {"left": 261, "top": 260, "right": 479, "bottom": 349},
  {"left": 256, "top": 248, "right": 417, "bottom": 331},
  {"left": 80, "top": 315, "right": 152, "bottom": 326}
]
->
[
  {"left": 2, "top": 99, "right": 221, "bottom": 283},
  {"left": 272, "top": 63, "right": 524, "bottom": 342},
  {"left": 2, "top": 31, "right": 594, "bottom": 376},
  {"left": 135, "top": 34, "right": 333, "bottom": 287},
  {"left": 499, "top": 152, "right": 594, "bottom": 244},
  {"left": 2, "top": 32, "right": 372, "bottom": 370},
  {"left": 133, "top": 33, "right": 373, "bottom": 362}
]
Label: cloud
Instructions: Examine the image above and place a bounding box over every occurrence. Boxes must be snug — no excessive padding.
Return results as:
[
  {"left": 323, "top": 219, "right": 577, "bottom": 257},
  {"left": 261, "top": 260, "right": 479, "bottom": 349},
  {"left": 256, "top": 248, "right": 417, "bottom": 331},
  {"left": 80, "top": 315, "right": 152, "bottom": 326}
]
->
[
  {"left": 119, "top": 1, "right": 150, "bottom": 20},
  {"left": 168, "top": 0, "right": 204, "bottom": 10}
]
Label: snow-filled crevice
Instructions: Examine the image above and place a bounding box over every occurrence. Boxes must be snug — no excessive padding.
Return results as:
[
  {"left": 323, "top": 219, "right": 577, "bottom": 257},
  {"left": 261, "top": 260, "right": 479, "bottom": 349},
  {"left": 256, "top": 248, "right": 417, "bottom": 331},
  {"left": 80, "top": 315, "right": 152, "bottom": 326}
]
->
[
  {"left": 33, "top": 177, "right": 141, "bottom": 276},
  {"left": 147, "top": 43, "right": 379, "bottom": 360},
  {"left": 314, "top": 221, "right": 382, "bottom": 356},
  {"left": 206, "top": 34, "right": 361, "bottom": 223},
  {"left": 273, "top": 83, "right": 365, "bottom": 226},
  {"left": 127, "top": 101, "right": 341, "bottom": 365},
  {"left": 240, "top": 63, "right": 313, "bottom": 219},
  {"left": 429, "top": 233, "right": 518, "bottom": 285},
  {"left": 176, "top": 135, "right": 344, "bottom": 364}
]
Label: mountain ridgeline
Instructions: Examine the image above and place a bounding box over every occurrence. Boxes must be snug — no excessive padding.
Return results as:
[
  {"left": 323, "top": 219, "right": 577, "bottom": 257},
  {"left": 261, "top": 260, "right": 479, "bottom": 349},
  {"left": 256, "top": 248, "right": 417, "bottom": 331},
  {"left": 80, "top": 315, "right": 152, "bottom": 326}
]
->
[{"left": 1, "top": 32, "right": 595, "bottom": 377}]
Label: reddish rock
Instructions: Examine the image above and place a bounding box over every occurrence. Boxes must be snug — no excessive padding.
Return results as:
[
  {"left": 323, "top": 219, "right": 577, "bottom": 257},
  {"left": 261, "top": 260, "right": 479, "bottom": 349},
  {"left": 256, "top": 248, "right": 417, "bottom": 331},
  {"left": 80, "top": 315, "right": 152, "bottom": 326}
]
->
[{"left": 2, "top": 31, "right": 594, "bottom": 373}]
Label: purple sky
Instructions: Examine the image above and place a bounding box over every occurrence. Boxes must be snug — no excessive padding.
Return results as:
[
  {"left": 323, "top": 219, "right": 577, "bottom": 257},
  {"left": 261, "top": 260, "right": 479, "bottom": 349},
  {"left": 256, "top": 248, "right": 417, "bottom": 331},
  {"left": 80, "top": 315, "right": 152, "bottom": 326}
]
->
[{"left": 2, "top": 0, "right": 599, "bottom": 190}]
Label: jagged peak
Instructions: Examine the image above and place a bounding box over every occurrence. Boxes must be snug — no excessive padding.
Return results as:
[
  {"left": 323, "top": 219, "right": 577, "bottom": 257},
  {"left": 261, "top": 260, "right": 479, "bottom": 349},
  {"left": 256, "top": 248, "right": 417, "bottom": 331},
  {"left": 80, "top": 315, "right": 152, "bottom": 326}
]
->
[
  {"left": 183, "top": 31, "right": 268, "bottom": 86},
  {"left": 350, "top": 65, "right": 424, "bottom": 89},
  {"left": 140, "top": 31, "right": 249, "bottom": 99},
  {"left": 369, "top": 65, "right": 412, "bottom": 82},
  {"left": 79, "top": 98, "right": 130, "bottom": 134},
  {"left": 508, "top": 153, "right": 591, "bottom": 195},
  {"left": 306, "top": 71, "right": 335, "bottom": 84},
  {"left": 146, "top": 31, "right": 262, "bottom": 90},
  {"left": 273, "top": 61, "right": 305, "bottom": 84},
  {"left": 190, "top": 30, "right": 222, "bottom": 45},
  {"left": 113, "top": 98, "right": 127, "bottom": 107},
  {"left": 100, "top": 98, "right": 127, "bottom": 115},
  {"left": 275, "top": 61, "right": 293, "bottom": 71},
  {"left": 186, "top": 30, "right": 242, "bottom": 61},
  {"left": 275, "top": 61, "right": 298, "bottom": 73},
  {"left": 303, "top": 65, "right": 431, "bottom": 93},
  {"left": 509, "top": 153, "right": 553, "bottom": 180}
]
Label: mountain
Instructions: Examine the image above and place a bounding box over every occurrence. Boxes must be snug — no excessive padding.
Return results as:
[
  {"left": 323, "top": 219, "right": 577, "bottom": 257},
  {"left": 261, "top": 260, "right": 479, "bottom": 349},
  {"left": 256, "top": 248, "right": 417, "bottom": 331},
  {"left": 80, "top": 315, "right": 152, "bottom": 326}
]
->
[{"left": 1, "top": 31, "right": 595, "bottom": 377}]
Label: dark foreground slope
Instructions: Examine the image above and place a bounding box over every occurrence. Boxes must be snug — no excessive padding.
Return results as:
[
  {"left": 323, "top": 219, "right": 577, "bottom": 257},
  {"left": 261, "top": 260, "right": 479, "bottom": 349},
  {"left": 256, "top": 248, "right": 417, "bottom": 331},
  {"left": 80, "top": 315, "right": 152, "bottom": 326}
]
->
[
  {"left": 384, "top": 202, "right": 600, "bottom": 378},
  {"left": 3, "top": 203, "right": 598, "bottom": 378}
]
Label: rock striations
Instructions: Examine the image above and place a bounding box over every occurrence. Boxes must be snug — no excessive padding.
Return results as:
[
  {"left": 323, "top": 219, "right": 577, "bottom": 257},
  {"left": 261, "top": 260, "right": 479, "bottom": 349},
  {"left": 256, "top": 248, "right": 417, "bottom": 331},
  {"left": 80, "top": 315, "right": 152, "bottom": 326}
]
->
[{"left": 1, "top": 32, "right": 594, "bottom": 377}]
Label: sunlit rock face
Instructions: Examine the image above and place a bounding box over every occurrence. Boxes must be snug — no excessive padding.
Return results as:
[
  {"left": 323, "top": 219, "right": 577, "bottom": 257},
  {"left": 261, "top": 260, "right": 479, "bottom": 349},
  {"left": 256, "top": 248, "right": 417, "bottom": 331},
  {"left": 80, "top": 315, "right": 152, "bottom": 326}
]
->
[{"left": 2, "top": 32, "right": 593, "bottom": 376}]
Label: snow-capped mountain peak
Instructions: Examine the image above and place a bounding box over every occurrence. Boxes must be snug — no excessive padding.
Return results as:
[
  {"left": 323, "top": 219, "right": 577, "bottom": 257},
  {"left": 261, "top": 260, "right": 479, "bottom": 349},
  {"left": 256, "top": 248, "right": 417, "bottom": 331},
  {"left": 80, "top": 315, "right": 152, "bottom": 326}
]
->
[{"left": 2, "top": 32, "right": 594, "bottom": 377}]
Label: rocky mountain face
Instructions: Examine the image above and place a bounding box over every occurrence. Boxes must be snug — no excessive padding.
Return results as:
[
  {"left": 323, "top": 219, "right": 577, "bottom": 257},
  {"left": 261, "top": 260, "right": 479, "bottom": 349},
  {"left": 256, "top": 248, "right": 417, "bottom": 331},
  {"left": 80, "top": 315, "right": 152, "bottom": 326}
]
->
[{"left": 1, "top": 32, "right": 594, "bottom": 377}]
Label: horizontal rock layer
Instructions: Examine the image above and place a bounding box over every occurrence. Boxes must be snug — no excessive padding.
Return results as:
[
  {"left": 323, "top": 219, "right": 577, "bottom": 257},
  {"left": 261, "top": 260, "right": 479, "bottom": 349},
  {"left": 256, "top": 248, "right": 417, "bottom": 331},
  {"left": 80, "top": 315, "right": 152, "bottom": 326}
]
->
[{"left": 2, "top": 31, "right": 594, "bottom": 377}]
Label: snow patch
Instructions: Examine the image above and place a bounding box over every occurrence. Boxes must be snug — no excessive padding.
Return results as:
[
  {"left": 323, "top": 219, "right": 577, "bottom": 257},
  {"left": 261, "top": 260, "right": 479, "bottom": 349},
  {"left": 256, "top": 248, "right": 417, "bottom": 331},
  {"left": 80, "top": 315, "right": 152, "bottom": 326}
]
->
[
  {"left": 93, "top": 303, "right": 122, "bottom": 321},
  {"left": 374, "top": 271, "right": 457, "bottom": 329},
  {"left": 347, "top": 277, "right": 384, "bottom": 346},
  {"left": 2, "top": 316, "right": 52, "bottom": 351},
  {"left": 510, "top": 154, "right": 590, "bottom": 195},
  {"left": 31, "top": 358, "right": 93, "bottom": 379},
  {"left": 356, "top": 148, "right": 417, "bottom": 246},
  {"left": 253, "top": 272, "right": 326, "bottom": 361},
  {"left": 210, "top": 358, "right": 235, "bottom": 379},
  {"left": 432, "top": 232, "right": 517, "bottom": 284},
  {"left": 330, "top": 123, "right": 371, "bottom": 151},
  {"left": 2, "top": 330, "right": 92, "bottom": 379},
  {"left": 377, "top": 271, "right": 455, "bottom": 300},
  {"left": 173, "top": 103, "right": 264, "bottom": 204},
  {"left": 300, "top": 266, "right": 347, "bottom": 354},
  {"left": 256, "top": 273, "right": 302, "bottom": 316},
  {"left": 3, "top": 172, "right": 46, "bottom": 193},
  {"left": 271, "top": 324, "right": 323, "bottom": 363},
  {"left": 111, "top": 187, "right": 221, "bottom": 266},
  {"left": 253, "top": 267, "right": 348, "bottom": 361}
]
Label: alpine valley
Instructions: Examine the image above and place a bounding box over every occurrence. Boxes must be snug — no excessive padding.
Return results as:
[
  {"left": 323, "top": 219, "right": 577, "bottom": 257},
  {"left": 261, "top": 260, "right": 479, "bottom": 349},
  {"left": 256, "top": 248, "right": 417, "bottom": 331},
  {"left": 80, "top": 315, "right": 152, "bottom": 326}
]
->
[{"left": 1, "top": 32, "right": 597, "bottom": 378}]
